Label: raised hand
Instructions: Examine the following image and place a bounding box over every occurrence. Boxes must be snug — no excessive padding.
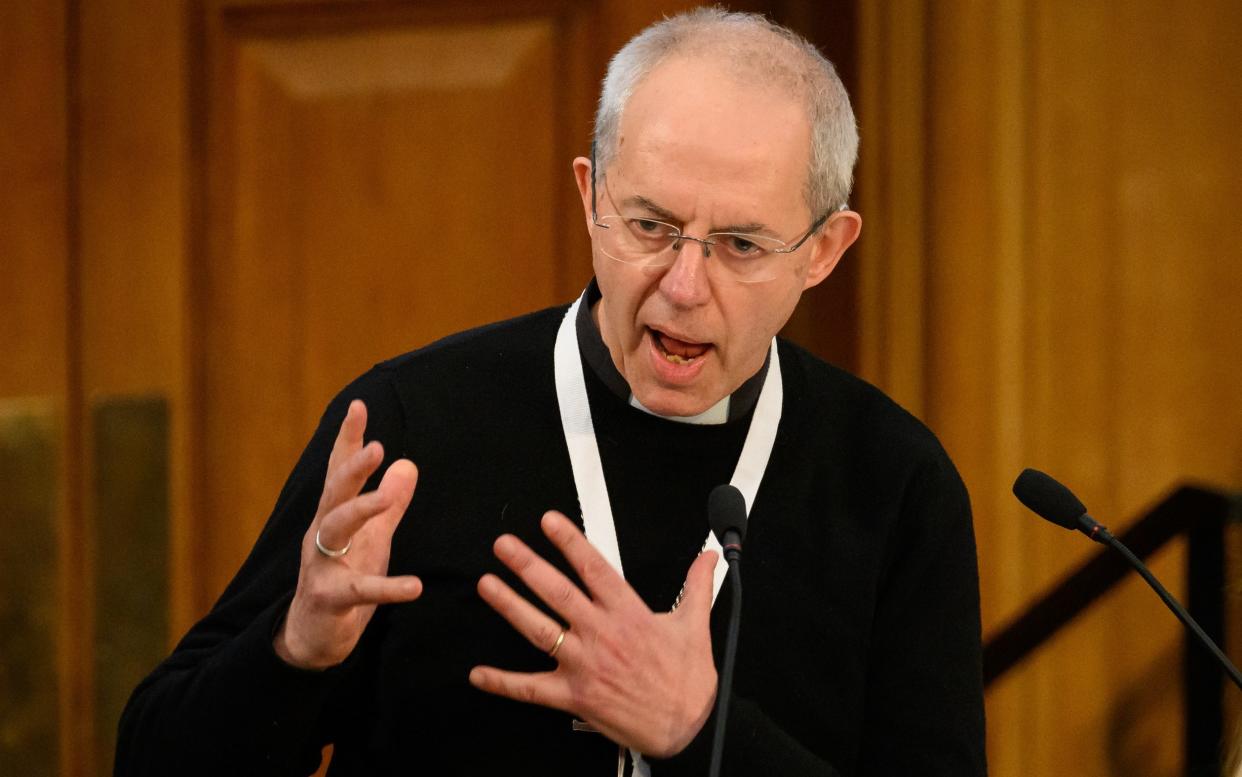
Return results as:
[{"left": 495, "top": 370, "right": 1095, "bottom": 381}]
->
[
  {"left": 470, "top": 511, "right": 718, "bottom": 758},
  {"left": 274, "top": 399, "right": 422, "bottom": 670}
]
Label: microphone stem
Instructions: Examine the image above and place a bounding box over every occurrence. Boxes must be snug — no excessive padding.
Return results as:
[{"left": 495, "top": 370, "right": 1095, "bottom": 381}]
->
[
  {"left": 1099, "top": 531, "right": 1242, "bottom": 690},
  {"left": 708, "top": 556, "right": 742, "bottom": 777}
]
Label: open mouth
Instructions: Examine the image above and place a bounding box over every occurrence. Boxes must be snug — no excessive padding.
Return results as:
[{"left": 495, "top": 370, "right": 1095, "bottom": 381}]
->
[{"left": 649, "top": 327, "right": 712, "bottom": 365}]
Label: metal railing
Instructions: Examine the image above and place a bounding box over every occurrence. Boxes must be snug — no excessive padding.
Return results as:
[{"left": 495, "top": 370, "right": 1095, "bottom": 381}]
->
[{"left": 982, "top": 484, "right": 1240, "bottom": 776}]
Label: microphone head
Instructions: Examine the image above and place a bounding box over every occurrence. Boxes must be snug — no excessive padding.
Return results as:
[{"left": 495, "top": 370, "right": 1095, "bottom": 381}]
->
[
  {"left": 1012, "top": 468, "right": 1088, "bottom": 530},
  {"left": 708, "top": 484, "right": 748, "bottom": 545}
]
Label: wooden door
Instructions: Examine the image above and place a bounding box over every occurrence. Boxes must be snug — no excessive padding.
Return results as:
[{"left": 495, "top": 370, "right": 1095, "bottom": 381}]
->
[{"left": 190, "top": 0, "right": 604, "bottom": 615}]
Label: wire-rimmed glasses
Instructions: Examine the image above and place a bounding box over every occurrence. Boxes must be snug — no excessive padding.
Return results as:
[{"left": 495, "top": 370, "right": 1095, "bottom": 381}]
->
[{"left": 588, "top": 143, "right": 832, "bottom": 284}]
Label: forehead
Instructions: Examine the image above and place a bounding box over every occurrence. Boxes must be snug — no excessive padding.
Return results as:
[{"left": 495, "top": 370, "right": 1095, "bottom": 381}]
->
[{"left": 612, "top": 56, "right": 812, "bottom": 220}]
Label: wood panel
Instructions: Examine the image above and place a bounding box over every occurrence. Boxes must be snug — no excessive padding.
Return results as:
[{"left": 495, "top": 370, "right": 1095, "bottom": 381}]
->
[
  {"left": 0, "top": 2, "right": 70, "bottom": 400},
  {"left": 71, "top": 2, "right": 192, "bottom": 775},
  {"left": 0, "top": 2, "right": 78, "bottom": 775},
  {"left": 856, "top": 0, "right": 929, "bottom": 415},
  {"left": 195, "top": 2, "right": 596, "bottom": 603},
  {"left": 858, "top": 1, "right": 1242, "bottom": 775},
  {"left": 90, "top": 397, "right": 169, "bottom": 773},
  {"left": 0, "top": 404, "right": 61, "bottom": 777}
]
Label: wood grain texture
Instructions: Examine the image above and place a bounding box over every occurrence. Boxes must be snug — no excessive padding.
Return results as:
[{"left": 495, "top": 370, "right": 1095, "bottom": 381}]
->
[
  {"left": 72, "top": 3, "right": 192, "bottom": 775},
  {"left": 0, "top": 2, "right": 69, "bottom": 399},
  {"left": 0, "top": 402, "right": 61, "bottom": 777},
  {"left": 195, "top": 3, "right": 598, "bottom": 607},
  {"left": 858, "top": 1, "right": 1242, "bottom": 775},
  {"left": 856, "top": 0, "right": 929, "bottom": 417},
  {"left": 90, "top": 396, "right": 169, "bottom": 774},
  {"left": 0, "top": 3, "right": 78, "bottom": 775}
]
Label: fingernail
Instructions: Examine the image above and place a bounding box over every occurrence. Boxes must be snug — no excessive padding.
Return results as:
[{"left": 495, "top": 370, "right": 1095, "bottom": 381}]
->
[{"left": 468, "top": 667, "right": 485, "bottom": 687}]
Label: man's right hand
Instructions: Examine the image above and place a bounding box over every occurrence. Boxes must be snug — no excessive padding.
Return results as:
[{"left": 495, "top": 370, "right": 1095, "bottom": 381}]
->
[{"left": 274, "top": 399, "right": 422, "bottom": 670}]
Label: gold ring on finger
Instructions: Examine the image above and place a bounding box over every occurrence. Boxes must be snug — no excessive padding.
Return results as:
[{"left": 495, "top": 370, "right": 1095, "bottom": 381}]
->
[
  {"left": 315, "top": 528, "right": 353, "bottom": 558},
  {"left": 548, "top": 629, "right": 566, "bottom": 658}
]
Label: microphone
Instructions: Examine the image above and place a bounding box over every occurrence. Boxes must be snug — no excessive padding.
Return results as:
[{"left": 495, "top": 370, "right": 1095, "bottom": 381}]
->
[
  {"left": 709, "top": 483, "right": 748, "bottom": 561},
  {"left": 1012, "top": 468, "right": 1242, "bottom": 690},
  {"left": 1013, "top": 468, "right": 1112, "bottom": 541},
  {"left": 706, "top": 484, "right": 748, "bottom": 777}
]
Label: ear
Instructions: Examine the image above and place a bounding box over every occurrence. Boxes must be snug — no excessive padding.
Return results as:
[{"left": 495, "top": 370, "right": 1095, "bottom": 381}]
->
[
  {"left": 802, "top": 209, "right": 862, "bottom": 290},
  {"left": 572, "top": 156, "right": 595, "bottom": 234}
]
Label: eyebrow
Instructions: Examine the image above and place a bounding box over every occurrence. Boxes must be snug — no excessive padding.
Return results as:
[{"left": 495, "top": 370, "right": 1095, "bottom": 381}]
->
[{"left": 620, "top": 194, "right": 775, "bottom": 236}]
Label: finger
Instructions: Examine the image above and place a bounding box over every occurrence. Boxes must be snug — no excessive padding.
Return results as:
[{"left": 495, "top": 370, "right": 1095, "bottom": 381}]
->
[
  {"left": 320, "top": 440, "right": 384, "bottom": 514},
  {"left": 375, "top": 458, "right": 418, "bottom": 515},
  {"left": 491, "top": 533, "right": 598, "bottom": 627},
  {"left": 477, "top": 573, "right": 573, "bottom": 659},
  {"left": 468, "top": 666, "right": 573, "bottom": 713},
  {"left": 316, "top": 459, "right": 417, "bottom": 559},
  {"left": 316, "top": 487, "right": 394, "bottom": 551},
  {"left": 675, "top": 549, "right": 718, "bottom": 623},
  {"left": 327, "top": 399, "right": 368, "bottom": 472},
  {"left": 540, "top": 511, "right": 638, "bottom": 610},
  {"left": 324, "top": 572, "right": 423, "bottom": 608}
]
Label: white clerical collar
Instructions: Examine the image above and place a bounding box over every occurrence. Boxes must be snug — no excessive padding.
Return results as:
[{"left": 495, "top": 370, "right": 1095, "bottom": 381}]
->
[{"left": 627, "top": 394, "right": 730, "bottom": 424}]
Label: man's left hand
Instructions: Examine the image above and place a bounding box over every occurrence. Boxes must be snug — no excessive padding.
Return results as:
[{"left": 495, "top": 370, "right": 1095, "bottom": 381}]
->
[{"left": 469, "top": 511, "right": 718, "bottom": 758}]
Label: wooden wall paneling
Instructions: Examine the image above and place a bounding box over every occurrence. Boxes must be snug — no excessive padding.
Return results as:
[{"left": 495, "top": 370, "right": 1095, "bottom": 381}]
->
[
  {"left": 856, "top": 0, "right": 929, "bottom": 416},
  {"left": 194, "top": 0, "right": 613, "bottom": 609},
  {"left": 861, "top": 1, "right": 1242, "bottom": 775},
  {"left": 1022, "top": 3, "right": 1207, "bottom": 774},
  {"left": 75, "top": 2, "right": 190, "bottom": 775},
  {"left": 0, "top": 400, "right": 62, "bottom": 776},
  {"left": 89, "top": 397, "right": 169, "bottom": 773},
  {"left": 916, "top": 3, "right": 1047, "bottom": 774},
  {"left": 551, "top": 4, "right": 598, "bottom": 301},
  {"left": 1104, "top": 3, "right": 1242, "bottom": 770},
  {"left": 0, "top": 2, "right": 78, "bottom": 775},
  {"left": 1107, "top": 4, "right": 1242, "bottom": 507},
  {"left": 1024, "top": 4, "right": 1138, "bottom": 774},
  {"left": 0, "top": 3, "right": 71, "bottom": 399}
]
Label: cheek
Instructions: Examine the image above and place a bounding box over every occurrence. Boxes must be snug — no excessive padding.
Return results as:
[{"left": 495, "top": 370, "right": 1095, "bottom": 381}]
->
[{"left": 727, "top": 289, "right": 799, "bottom": 354}]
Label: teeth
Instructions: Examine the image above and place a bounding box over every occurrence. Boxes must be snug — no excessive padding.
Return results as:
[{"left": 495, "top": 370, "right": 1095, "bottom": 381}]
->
[{"left": 665, "top": 352, "right": 691, "bottom": 364}]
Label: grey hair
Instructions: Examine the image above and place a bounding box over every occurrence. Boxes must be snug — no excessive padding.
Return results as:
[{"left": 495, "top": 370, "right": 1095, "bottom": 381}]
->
[{"left": 593, "top": 7, "right": 859, "bottom": 216}]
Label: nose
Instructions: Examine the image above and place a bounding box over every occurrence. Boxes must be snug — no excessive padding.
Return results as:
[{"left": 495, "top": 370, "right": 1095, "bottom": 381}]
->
[{"left": 657, "top": 238, "right": 713, "bottom": 309}]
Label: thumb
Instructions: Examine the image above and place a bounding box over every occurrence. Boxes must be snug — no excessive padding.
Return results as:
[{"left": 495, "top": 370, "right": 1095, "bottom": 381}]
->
[{"left": 676, "top": 549, "right": 719, "bottom": 622}]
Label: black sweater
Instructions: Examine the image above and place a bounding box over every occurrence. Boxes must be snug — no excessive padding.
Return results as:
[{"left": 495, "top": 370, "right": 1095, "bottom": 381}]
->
[{"left": 116, "top": 303, "right": 986, "bottom": 776}]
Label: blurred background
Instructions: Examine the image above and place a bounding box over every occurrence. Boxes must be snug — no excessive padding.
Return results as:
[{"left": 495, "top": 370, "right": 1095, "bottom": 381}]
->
[{"left": 2, "top": 1, "right": 1240, "bottom": 775}]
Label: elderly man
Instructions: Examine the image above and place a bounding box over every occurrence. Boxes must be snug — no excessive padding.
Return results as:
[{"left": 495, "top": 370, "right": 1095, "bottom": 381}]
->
[{"left": 118, "top": 9, "right": 985, "bottom": 777}]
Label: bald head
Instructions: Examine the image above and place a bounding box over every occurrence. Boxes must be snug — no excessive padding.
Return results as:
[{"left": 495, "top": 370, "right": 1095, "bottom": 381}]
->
[{"left": 593, "top": 9, "right": 858, "bottom": 216}]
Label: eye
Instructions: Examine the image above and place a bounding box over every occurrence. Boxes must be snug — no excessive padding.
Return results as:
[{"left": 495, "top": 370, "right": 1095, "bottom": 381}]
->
[
  {"left": 624, "top": 218, "right": 677, "bottom": 245},
  {"left": 722, "top": 235, "right": 761, "bottom": 256}
]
